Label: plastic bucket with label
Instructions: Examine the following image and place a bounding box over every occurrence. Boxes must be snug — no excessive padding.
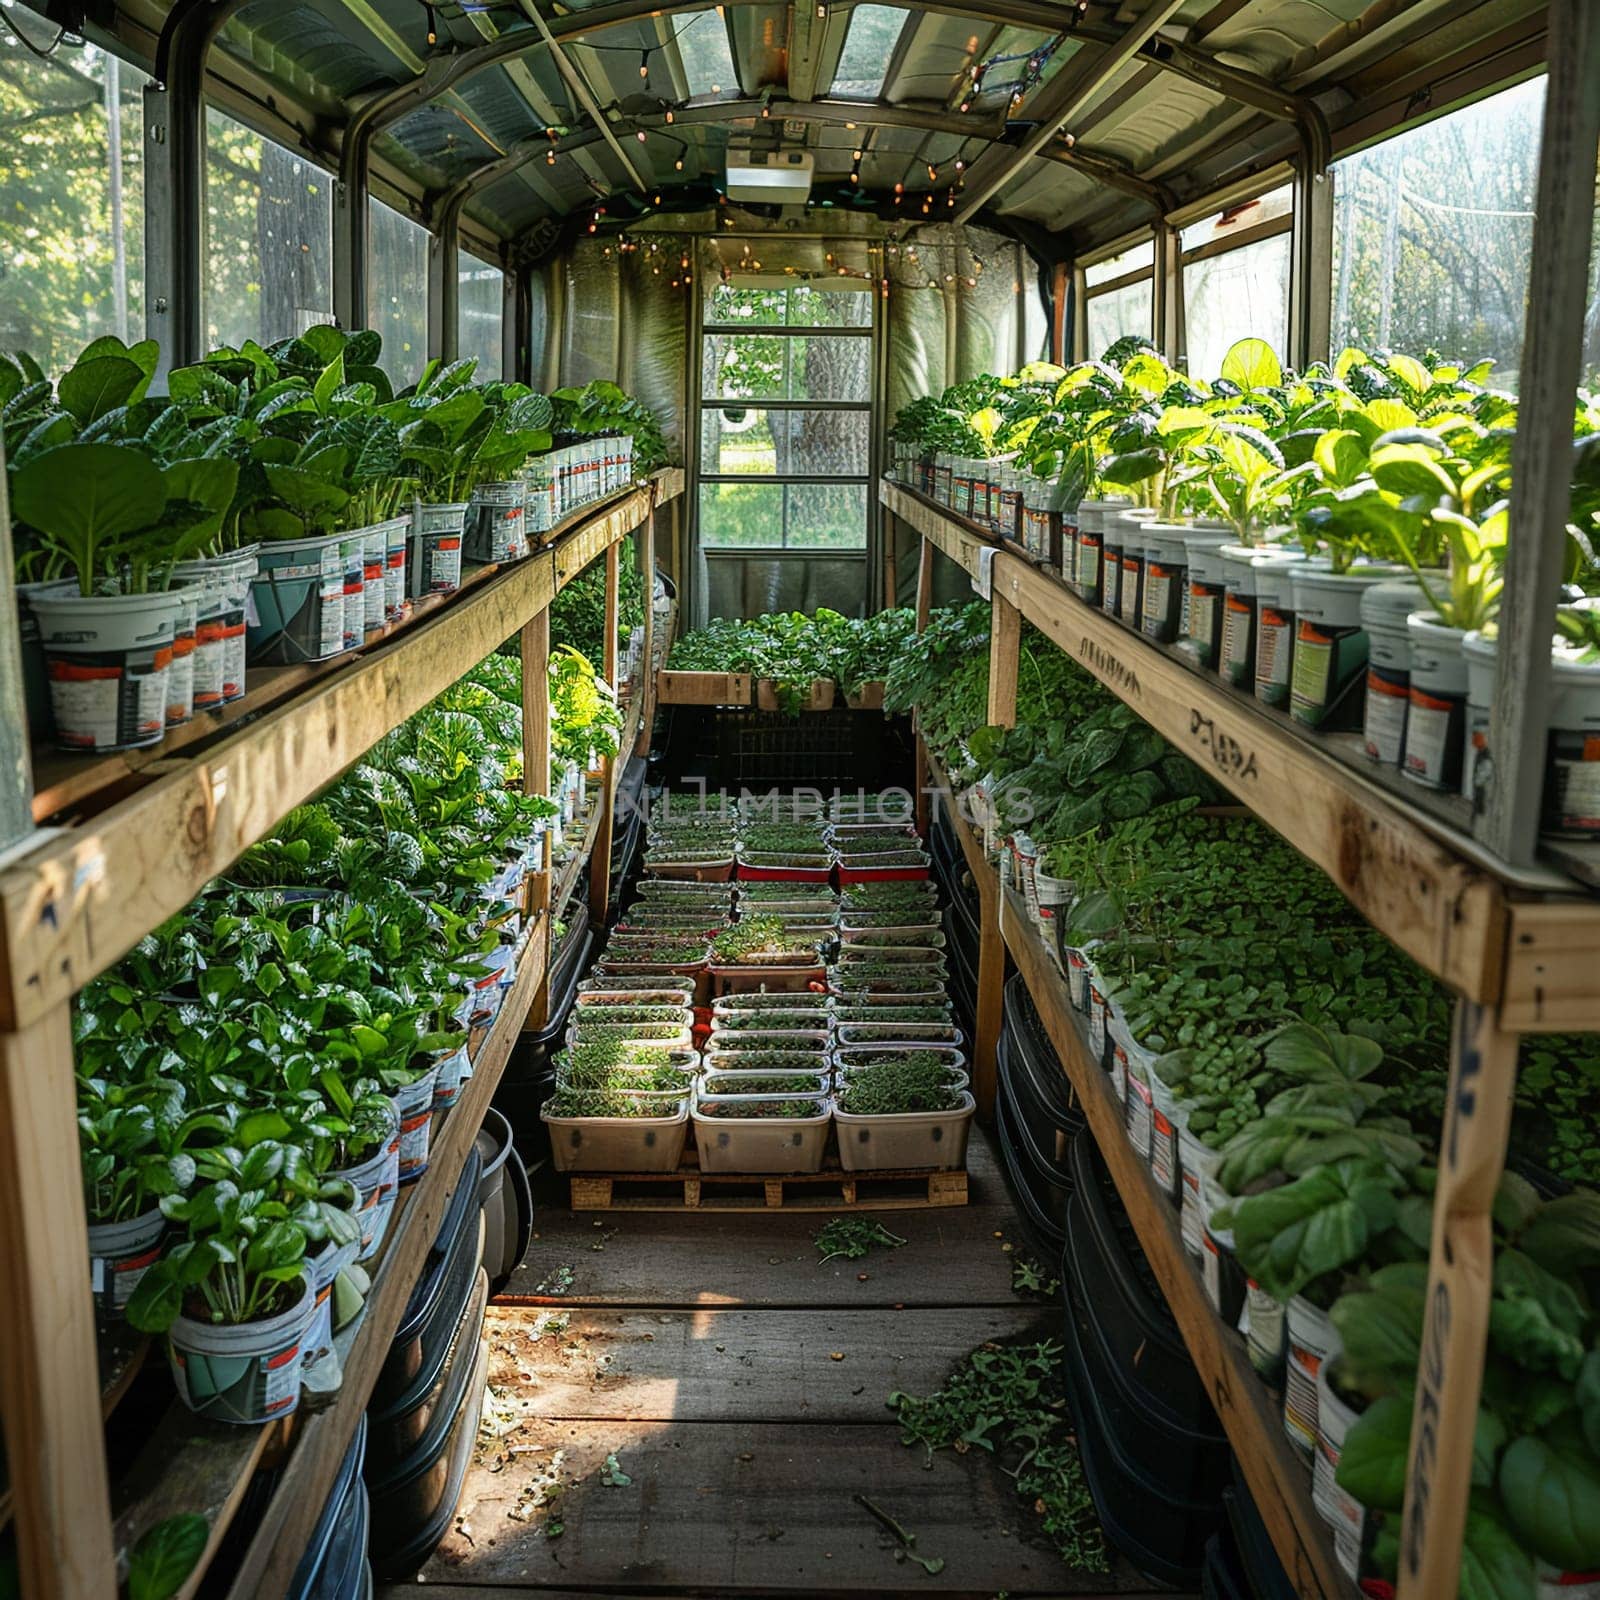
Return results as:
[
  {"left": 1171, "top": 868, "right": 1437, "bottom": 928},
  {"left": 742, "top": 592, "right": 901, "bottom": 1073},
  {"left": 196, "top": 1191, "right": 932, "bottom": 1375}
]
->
[
  {"left": 1403, "top": 611, "right": 1468, "bottom": 790},
  {"left": 1181, "top": 533, "right": 1234, "bottom": 670},
  {"left": 167, "top": 1270, "right": 315, "bottom": 1424},
  {"left": 1283, "top": 1293, "right": 1341, "bottom": 1458},
  {"left": 379, "top": 516, "right": 410, "bottom": 623},
  {"left": 164, "top": 584, "right": 201, "bottom": 728},
  {"left": 31, "top": 586, "right": 182, "bottom": 752},
  {"left": 1314, "top": 1357, "right": 1367, "bottom": 1579},
  {"left": 1288, "top": 564, "right": 1405, "bottom": 731},
  {"left": 88, "top": 1207, "right": 165, "bottom": 1319},
  {"left": 1218, "top": 545, "right": 1270, "bottom": 687},
  {"left": 408, "top": 503, "right": 468, "bottom": 599},
  {"left": 338, "top": 532, "right": 366, "bottom": 650},
  {"left": 1360, "top": 579, "right": 1429, "bottom": 765},
  {"left": 17, "top": 578, "right": 65, "bottom": 738},
  {"left": 1138, "top": 521, "right": 1192, "bottom": 643},
  {"left": 332, "top": 1102, "right": 402, "bottom": 1261},
  {"left": 468, "top": 480, "right": 527, "bottom": 564},
  {"left": 1115, "top": 508, "right": 1156, "bottom": 630},
  {"left": 247, "top": 532, "right": 348, "bottom": 665},
  {"left": 360, "top": 524, "right": 388, "bottom": 636},
  {"left": 1074, "top": 496, "right": 1131, "bottom": 606},
  {"left": 392, "top": 1061, "right": 443, "bottom": 1183},
  {"left": 1253, "top": 553, "right": 1318, "bottom": 707},
  {"left": 169, "top": 559, "right": 228, "bottom": 710},
  {"left": 1465, "top": 627, "right": 1600, "bottom": 835}
]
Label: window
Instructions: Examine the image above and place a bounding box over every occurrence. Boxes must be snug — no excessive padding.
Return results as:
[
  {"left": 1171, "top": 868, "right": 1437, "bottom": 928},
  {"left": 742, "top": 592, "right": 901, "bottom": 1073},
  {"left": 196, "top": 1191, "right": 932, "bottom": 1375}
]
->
[
  {"left": 1081, "top": 238, "right": 1154, "bottom": 358},
  {"left": 675, "top": 8, "right": 737, "bottom": 98},
  {"left": 458, "top": 257, "right": 503, "bottom": 380},
  {"left": 1086, "top": 279, "right": 1153, "bottom": 358},
  {"left": 831, "top": 5, "right": 908, "bottom": 100},
  {"left": 1330, "top": 77, "right": 1600, "bottom": 389},
  {"left": 698, "top": 276, "right": 872, "bottom": 549},
  {"left": 204, "top": 108, "right": 333, "bottom": 351},
  {"left": 0, "top": 16, "right": 150, "bottom": 369},
  {"left": 1181, "top": 184, "right": 1292, "bottom": 380},
  {"left": 368, "top": 198, "right": 431, "bottom": 386}
]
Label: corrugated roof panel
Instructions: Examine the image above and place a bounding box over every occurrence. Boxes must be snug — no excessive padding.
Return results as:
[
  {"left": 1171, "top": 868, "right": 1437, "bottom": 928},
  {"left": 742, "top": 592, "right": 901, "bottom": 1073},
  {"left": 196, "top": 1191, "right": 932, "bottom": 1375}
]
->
[
  {"left": 1201, "top": 0, "right": 1373, "bottom": 77},
  {"left": 830, "top": 5, "right": 912, "bottom": 99}
]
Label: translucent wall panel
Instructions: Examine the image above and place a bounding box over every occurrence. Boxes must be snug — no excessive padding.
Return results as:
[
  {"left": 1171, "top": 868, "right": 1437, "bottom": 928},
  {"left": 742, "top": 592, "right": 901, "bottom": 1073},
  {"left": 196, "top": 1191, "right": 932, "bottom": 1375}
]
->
[
  {"left": 1183, "top": 232, "right": 1290, "bottom": 381},
  {"left": 458, "top": 257, "right": 503, "bottom": 380},
  {"left": 204, "top": 108, "right": 333, "bottom": 351},
  {"left": 1086, "top": 279, "right": 1153, "bottom": 357},
  {"left": 368, "top": 198, "right": 430, "bottom": 386},
  {"left": 1330, "top": 76, "right": 1600, "bottom": 389},
  {"left": 1085, "top": 240, "right": 1153, "bottom": 287},
  {"left": 0, "top": 25, "right": 149, "bottom": 368}
]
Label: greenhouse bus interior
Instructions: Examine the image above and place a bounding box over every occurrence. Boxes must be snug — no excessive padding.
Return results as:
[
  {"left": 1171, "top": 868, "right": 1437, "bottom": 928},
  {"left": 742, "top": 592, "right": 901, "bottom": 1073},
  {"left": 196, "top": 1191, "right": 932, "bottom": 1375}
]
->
[{"left": 3, "top": 0, "right": 1600, "bottom": 1595}]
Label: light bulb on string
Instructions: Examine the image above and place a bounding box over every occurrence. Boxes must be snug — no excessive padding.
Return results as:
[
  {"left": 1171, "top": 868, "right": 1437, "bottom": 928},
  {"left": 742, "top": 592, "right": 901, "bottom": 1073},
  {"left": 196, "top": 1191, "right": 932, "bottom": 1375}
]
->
[
  {"left": 665, "top": 108, "right": 674, "bottom": 123},
  {"left": 423, "top": 2, "right": 437, "bottom": 45},
  {"left": 675, "top": 157, "right": 684, "bottom": 170},
  {"left": 639, "top": 50, "right": 650, "bottom": 78},
  {"left": 636, "top": 129, "right": 647, "bottom": 142}
]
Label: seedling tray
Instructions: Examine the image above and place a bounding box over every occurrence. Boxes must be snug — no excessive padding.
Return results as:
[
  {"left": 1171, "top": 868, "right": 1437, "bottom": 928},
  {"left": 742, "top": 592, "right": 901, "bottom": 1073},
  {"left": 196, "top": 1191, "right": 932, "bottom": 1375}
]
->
[
  {"left": 736, "top": 857, "right": 834, "bottom": 883},
  {"left": 708, "top": 963, "right": 828, "bottom": 997},
  {"left": 835, "top": 1022, "right": 965, "bottom": 1048},
  {"left": 646, "top": 857, "right": 737, "bottom": 882},
  {"left": 837, "top": 862, "right": 932, "bottom": 884},
  {"left": 839, "top": 922, "right": 944, "bottom": 947}
]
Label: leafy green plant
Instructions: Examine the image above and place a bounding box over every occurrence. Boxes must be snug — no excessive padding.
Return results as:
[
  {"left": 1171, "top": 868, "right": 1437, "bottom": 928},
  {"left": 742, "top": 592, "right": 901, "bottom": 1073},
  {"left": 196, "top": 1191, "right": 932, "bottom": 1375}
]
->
[{"left": 836, "top": 1058, "right": 962, "bottom": 1115}]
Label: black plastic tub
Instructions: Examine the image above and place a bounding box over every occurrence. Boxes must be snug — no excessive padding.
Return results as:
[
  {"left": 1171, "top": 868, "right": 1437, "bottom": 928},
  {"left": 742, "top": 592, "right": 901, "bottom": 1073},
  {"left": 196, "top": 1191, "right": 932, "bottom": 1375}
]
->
[
  {"left": 290, "top": 1414, "right": 370, "bottom": 1600},
  {"left": 1200, "top": 1528, "right": 1254, "bottom": 1600},
  {"left": 495, "top": 923, "right": 594, "bottom": 1153},
  {"left": 369, "top": 1147, "right": 484, "bottom": 1417},
  {"left": 1066, "top": 1132, "right": 1213, "bottom": 1414},
  {"left": 1056, "top": 1242, "right": 1221, "bottom": 1587},
  {"left": 1002, "top": 975, "right": 1085, "bottom": 1132},
  {"left": 1061, "top": 1236, "right": 1228, "bottom": 1497},
  {"left": 1225, "top": 1464, "right": 1297, "bottom": 1598},
  {"left": 367, "top": 1303, "right": 490, "bottom": 1581},
  {"left": 995, "top": 1076, "right": 1066, "bottom": 1254},
  {"left": 995, "top": 1027, "right": 1070, "bottom": 1227},
  {"left": 476, "top": 1105, "right": 534, "bottom": 1291}
]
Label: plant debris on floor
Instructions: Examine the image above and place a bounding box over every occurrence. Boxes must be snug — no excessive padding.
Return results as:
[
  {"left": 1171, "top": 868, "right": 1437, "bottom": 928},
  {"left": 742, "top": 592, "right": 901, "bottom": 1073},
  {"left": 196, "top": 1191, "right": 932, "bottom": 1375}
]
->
[
  {"left": 813, "top": 1216, "right": 908, "bottom": 1263},
  {"left": 888, "top": 1341, "right": 1107, "bottom": 1572}
]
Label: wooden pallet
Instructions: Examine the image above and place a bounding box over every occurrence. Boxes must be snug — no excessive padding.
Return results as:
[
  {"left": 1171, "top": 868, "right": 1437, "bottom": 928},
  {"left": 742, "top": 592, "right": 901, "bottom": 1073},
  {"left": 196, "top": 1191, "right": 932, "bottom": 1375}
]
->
[{"left": 569, "top": 1158, "right": 968, "bottom": 1212}]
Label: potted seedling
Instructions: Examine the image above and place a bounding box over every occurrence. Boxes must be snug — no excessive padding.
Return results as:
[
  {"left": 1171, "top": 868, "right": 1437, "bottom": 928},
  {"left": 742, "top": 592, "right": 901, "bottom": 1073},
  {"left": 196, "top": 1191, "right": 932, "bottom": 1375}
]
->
[
  {"left": 125, "top": 1140, "right": 320, "bottom": 1424},
  {"left": 709, "top": 916, "right": 824, "bottom": 979},
  {"left": 833, "top": 1056, "right": 975, "bottom": 1172},
  {"left": 541, "top": 1084, "right": 691, "bottom": 1173}
]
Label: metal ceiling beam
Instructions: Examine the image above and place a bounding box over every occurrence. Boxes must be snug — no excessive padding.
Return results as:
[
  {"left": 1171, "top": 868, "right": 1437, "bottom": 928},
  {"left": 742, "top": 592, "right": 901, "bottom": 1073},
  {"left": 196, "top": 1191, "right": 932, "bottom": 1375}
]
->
[
  {"left": 953, "top": 0, "right": 1188, "bottom": 225},
  {"left": 513, "top": 1, "right": 650, "bottom": 193}
]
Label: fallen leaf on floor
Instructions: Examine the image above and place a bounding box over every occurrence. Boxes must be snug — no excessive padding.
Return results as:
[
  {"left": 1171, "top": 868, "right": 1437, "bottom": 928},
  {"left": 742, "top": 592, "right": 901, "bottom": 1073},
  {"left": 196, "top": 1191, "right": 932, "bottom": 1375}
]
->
[{"left": 601, "top": 1452, "right": 632, "bottom": 1487}]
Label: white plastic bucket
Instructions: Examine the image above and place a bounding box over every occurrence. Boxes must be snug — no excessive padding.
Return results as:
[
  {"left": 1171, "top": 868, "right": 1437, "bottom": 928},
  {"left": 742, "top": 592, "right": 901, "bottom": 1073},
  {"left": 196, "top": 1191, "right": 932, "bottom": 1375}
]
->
[
  {"left": 1183, "top": 532, "right": 1235, "bottom": 670},
  {"left": 1178, "top": 1123, "right": 1220, "bottom": 1258},
  {"left": 431, "top": 1038, "right": 471, "bottom": 1110},
  {"left": 1284, "top": 1293, "right": 1341, "bottom": 1457},
  {"left": 31, "top": 587, "right": 182, "bottom": 752},
  {"left": 1465, "top": 628, "right": 1600, "bottom": 833},
  {"left": 1115, "top": 508, "right": 1157, "bottom": 629},
  {"left": 337, "top": 532, "right": 366, "bottom": 651},
  {"left": 1288, "top": 564, "right": 1404, "bottom": 731},
  {"left": 408, "top": 502, "right": 468, "bottom": 598},
  {"left": 1073, "top": 495, "right": 1132, "bottom": 605},
  {"left": 380, "top": 516, "right": 410, "bottom": 623},
  {"left": 1360, "top": 579, "right": 1429, "bottom": 765},
  {"left": 360, "top": 524, "right": 388, "bottom": 635},
  {"left": 171, "top": 558, "right": 228, "bottom": 710},
  {"left": 1314, "top": 1357, "right": 1366, "bottom": 1579},
  {"left": 167, "top": 1270, "right": 315, "bottom": 1424},
  {"left": 331, "top": 1103, "right": 402, "bottom": 1261},
  {"left": 1137, "top": 521, "right": 1191, "bottom": 643},
  {"left": 165, "top": 584, "right": 201, "bottom": 728},
  {"left": 392, "top": 1061, "right": 443, "bottom": 1183},
  {"left": 1404, "top": 612, "right": 1469, "bottom": 790},
  {"left": 468, "top": 480, "right": 528, "bottom": 564},
  {"left": 1253, "top": 553, "right": 1317, "bottom": 707},
  {"left": 87, "top": 1206, "right": 165, "bottom": 1318},
  {"left": 1218, "top": 545, "right": 1272, "bottom": 687},
  {"left": 247, "top": 531, "right": 346, "bottom": 665}
]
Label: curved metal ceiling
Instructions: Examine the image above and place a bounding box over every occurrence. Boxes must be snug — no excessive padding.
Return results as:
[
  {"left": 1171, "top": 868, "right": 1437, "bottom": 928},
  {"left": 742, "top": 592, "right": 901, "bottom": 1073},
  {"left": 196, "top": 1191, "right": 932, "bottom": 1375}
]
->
[{"left": 189, "top": 0, "right": 1535, "bottom": 247}]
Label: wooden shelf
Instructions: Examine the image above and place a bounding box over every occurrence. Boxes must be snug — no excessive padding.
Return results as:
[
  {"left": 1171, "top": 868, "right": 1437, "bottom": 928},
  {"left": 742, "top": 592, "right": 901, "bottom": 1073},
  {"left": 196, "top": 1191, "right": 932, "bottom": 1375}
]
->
[
  {"left": 1, "top": 484, "right": 663, "bottom": 1032},
  {"left": 922, "top": 752, "right": 1347, "bottom": 1599},
  {"left": 884, "top": 480, "right": 1600, "bottom": 1029},
  {"left": 109, "top": 916, "right": 548, "bottom": 1600}
]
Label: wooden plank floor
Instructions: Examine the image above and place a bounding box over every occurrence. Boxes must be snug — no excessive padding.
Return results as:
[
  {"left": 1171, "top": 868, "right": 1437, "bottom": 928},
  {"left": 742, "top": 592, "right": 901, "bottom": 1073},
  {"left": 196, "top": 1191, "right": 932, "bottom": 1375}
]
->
[{"left": 381, "top": 1135, "right": 1172, "bottom": 1599}]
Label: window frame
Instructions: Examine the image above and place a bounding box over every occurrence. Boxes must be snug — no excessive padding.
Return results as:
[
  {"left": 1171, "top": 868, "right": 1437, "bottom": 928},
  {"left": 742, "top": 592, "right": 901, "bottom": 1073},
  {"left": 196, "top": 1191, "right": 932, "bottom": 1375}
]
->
[{"left": 696, "top": 317, "right": 874, "bottom": 525}]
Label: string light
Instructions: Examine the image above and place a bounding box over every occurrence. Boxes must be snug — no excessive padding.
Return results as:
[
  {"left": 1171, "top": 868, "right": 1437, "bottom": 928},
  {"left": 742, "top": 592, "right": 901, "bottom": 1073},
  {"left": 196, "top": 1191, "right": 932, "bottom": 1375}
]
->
[
  {"left": 423, "top": 2, "right": 437, "bottom": 45},
  {"left": 639, "top": 49, "right": 650, "bottom": 78}
]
